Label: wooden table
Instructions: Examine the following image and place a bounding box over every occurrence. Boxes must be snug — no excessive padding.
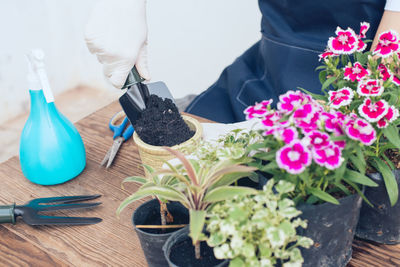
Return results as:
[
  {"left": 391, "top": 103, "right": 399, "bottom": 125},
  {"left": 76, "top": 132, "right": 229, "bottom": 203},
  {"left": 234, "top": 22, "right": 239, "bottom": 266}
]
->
[{"left": 0, "top": 101, "right": 399, "bottom": 267}]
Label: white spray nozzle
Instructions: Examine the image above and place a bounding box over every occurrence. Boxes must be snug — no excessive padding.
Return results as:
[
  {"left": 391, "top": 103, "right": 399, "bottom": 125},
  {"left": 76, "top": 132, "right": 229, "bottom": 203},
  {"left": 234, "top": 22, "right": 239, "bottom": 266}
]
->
[{"left": 26, "top": 49, "right": 54, "bottom": 103}]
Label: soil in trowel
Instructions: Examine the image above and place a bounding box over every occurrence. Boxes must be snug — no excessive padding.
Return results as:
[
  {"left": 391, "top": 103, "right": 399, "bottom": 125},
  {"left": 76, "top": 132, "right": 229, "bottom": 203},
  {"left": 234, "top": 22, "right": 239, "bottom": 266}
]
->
[{"left": 134, "top": 95, "right": 194, "bottom": 146}]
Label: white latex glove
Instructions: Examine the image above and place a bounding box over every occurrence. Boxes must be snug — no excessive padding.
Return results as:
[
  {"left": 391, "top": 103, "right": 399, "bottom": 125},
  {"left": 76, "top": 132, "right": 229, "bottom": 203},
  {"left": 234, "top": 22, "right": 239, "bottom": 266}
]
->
[
  {"left": 201, "top": 120, "right": 264, "bottom": 142},
  {"left": 85, "top": 0, "right": 150, "bottom": 89}
]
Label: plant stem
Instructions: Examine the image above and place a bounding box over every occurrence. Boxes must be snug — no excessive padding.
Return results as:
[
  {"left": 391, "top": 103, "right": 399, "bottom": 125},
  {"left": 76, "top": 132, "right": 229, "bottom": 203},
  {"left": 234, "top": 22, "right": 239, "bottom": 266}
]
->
[
  {"left": 195, "top": 241, "right": 201, "bottom": 259},
  {"left": 375, "top": 131, "right": 383, "bottom": 156}
]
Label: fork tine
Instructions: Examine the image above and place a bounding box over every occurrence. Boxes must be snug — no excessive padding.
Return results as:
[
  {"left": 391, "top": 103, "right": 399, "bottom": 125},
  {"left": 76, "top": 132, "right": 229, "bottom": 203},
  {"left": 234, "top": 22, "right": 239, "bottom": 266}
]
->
[
  {"left": 37, "top": 202, "right": 101, "bottom": 211},
  {"left": 28, "top": 215, "right": 102, "bottom": 225},
  {"left": 29, "top": 195, "right": 101, "bottom": 205}
]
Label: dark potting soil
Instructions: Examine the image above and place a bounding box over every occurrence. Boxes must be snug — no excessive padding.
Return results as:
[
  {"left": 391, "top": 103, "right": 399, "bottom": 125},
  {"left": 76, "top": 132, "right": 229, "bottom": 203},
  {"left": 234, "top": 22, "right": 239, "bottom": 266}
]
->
[
  {"left": 169, "top": 239, "right": 225, "bottom": 267},
  {"left": 140, "top": 206, "right": 189, "bottom": 235},
  {"left": 134, "top": 95, "right": 194, "bottom": 146}
]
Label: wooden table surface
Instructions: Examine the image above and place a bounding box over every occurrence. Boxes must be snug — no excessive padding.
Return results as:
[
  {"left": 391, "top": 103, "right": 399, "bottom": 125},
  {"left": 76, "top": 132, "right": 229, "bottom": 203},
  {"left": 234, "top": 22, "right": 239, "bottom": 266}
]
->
[{"left": 0, "top": 101, "right": 400, "bottom": 267}]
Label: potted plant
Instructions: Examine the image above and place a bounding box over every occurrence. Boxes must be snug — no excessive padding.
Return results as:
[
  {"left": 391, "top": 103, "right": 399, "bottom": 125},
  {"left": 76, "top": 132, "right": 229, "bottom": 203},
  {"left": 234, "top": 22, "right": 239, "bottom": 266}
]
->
[
  {"left": 118, "top": 145, "right": 257, "bottom": 267},
  {"left": 242, "top": 91, "right": 377, "bottom": 266},
  {"left": 132, "top": 94, "right": 203, "bottom": 172},
  {"left": 205, "top": 179, "right": 313, "bottom": 266},
  {"left": 117, "top": 165, "right": 189, "bottom": 267},
  {"left": 315, "top": 22, "right": 400, "bottom": 243}
]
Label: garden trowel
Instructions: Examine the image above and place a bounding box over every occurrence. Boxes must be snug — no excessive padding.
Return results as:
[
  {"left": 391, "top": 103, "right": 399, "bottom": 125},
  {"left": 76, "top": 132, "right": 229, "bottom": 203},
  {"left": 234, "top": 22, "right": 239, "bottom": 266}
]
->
[{"left": 119, "top": 66, "right": 175, "bottom": 125}]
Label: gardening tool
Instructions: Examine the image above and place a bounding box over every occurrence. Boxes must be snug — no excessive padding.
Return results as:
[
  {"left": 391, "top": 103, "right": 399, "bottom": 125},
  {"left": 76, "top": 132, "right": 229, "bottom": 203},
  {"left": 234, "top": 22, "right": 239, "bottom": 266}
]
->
[
  {"left": 0, "top": 195, "right": 102, "bottom": 225},
  {"left": 20, "top": 49, "right": 86, "bottom": 185},
  {"left": 101, "top": 111, "right": 134, "bottom": 168},
  {"left": 119, "top": 66, "right": 175, "bottom": 125}
]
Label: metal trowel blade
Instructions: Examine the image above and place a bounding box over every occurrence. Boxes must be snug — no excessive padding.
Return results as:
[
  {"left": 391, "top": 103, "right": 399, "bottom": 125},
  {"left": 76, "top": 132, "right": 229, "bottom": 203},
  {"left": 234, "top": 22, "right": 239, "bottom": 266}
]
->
[{"left": 145, "top": 81, "right": 175, "bottom": 103}]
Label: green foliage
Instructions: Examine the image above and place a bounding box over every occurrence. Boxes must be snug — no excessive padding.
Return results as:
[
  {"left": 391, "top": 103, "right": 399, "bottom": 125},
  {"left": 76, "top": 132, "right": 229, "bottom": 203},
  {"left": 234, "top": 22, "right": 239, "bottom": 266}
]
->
[
  {"left": 117, "top": 140, "right": 258, "bottom": 249},
  {"left": 206, "top": 179, "right": 313, "bottom": 267}
]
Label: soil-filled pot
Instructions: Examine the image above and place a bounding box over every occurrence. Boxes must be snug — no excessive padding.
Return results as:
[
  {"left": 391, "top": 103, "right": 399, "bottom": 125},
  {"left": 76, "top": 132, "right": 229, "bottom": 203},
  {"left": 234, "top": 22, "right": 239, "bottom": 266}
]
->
[
  {"left": 133, "top": 115, "right": 203, "bottom": 173},
  {"left": 163, "top": 226, "right": 228, "bottom": 267},
  {"left": 356, "top": 169, "right": 400, "bottom": 244},
  {"left": 133, "top": 199, "right": 189, "bottom": 267},
  {"left": 298, "top": 194, "right": 362, "bottom": 267}
]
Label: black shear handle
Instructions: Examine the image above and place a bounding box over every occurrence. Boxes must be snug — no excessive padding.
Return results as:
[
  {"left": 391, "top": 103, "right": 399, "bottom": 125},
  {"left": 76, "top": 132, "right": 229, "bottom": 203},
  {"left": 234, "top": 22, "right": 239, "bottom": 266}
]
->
[{"left": 0, "top": 204, "right": 15, "bottom": 224}]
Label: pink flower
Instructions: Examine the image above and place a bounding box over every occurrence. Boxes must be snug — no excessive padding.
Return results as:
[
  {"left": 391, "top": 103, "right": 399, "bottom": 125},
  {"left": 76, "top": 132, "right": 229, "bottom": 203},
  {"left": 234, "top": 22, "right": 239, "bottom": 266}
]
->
[
  {"left": 377, "top": 105, "right": 400, "bottom": 128},
  {"left": 321, "top": 111, "right": 345, "bottom": 135},
  {"left": 343, "top": 62, "right": 369, "bottom": 82},
  {"left": 393, "top": 75, "right": 400, "bottom": 86},
  {"left": 373, "top": 30, "right": 400, "bottom": 58},
  {"left": 357, "top": 79, "right": 384, "bottom": 97},
  {"left": 357, "top": 39, "right": 367, "bottom": 52},
  {"left": 307, "top": 130, "right": 330, "bottom": 149},
  {"left": 312, "top": 143, "right": 344, "bottom": 170},
  {"left": 273, "top": 127, "right": 299, "bottom": 144},
  {"left": 378, "top": 64, "right": 392, "bottom": 81},
  {"left": 244, "top": 100, "right": 273, "bottom": 120},
  {"left": 261, "top": 111, "right": 281, "bottom": 128},
  {"left": 276, "top": 140, "right": 311, "bottom": 174},
  {"left": 318, "top": 50, "right": 338, "bottom": 61},
  {"left": 359, "top": 22, "right": 370, "bottom": 39},
  {"left": 345, "top": 118, "right": 376, "bottom": 145},
  {"left": 328, "top": 87, "right": 354, "bottom": 109},
  {"left": 358, "top": 98, "right": 388, "bottom": 122},
  {"left": 328, "top": 27, "right": 358, "bottom": 54},
  {"left": 277, "top": 90, "right": 310, "bottom": 114}
]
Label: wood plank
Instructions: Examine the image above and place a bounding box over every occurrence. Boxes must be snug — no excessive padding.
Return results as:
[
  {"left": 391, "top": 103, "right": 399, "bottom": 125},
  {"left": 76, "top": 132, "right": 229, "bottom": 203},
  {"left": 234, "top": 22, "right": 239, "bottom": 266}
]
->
[{"left": 0, "top": 100, "right": 400, "bottom": 266}]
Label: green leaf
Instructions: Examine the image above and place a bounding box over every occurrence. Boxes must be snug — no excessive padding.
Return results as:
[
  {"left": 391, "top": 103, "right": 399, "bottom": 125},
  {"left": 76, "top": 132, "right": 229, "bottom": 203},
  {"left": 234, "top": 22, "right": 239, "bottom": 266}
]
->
[
  {"left": 299, "top": 87, "right": 326, "bottom": 100},
  {"left": 307, "top": 187, "right": 339, "bottom": 204},
  {"left": 319, "top": 70, "right": 327, "bottom": 84},
  {"left": 371, "top": 157, "right": 399, "bottom": 206},
  {"left": 189, "top": 210, "right": 206, "bottom": 244},
  {"left": 261, "top": 161, "right": 279, "bottom": 172},
  {"left": 322, "top": 76, "right": 337, "bottom": 91},
  {"left": 204, "top": 186, "right": 257, "bottom": 203},
  {"left": 229, "top": 257, "right": 245, "bottom": 267},
  {"left": 122, "top": 176, "right": 148, "bottom": 185},
  {"left": 208, "top": 165, "right": 257, "bottom": 185},
  {"left": 209, "top": 172, "right": 255, "bottom": 190},
  {"left": 343, "top": 169, "right": 378, "bottom": 187},
  {"left": 344, "top": 179, "right": 373, "bottom": 207},
  {"left": 383, "top": 125, "right": 400, "bottom": 149}
]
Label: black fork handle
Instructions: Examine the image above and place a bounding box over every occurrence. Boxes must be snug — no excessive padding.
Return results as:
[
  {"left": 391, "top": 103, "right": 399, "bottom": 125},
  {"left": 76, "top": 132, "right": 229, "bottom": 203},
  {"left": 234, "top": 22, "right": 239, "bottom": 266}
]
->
[{"left": 0, "top": 204, "right": 15, "bottom": 224}]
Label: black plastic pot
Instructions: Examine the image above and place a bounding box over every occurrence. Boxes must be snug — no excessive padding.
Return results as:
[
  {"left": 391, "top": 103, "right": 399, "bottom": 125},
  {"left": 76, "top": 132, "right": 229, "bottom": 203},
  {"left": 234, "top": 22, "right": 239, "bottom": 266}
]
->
[
  {"left": 163, "top": 226, "right": 228, "bottom": 267},
  {"left": 133, "top": 199, "right": 189, "bottom": 267},
  {"left": 356, "top": 169, "right": 400, "bottom": 244},
  {"left": 298, "top": 194, "right": 362, "bottom": 267}
]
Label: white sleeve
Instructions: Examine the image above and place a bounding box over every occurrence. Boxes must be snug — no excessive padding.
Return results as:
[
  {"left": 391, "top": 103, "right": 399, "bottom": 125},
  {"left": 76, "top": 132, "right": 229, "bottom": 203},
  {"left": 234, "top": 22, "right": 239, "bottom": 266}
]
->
[{"left": 385, "top": 0, "right": 400, "bottom": 12}]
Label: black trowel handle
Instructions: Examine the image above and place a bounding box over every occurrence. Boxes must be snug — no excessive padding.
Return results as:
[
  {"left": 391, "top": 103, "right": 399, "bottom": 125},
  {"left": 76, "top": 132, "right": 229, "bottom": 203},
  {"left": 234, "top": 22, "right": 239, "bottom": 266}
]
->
[{"left": 122, "top": 66, "right": 145, "bottom": 89}]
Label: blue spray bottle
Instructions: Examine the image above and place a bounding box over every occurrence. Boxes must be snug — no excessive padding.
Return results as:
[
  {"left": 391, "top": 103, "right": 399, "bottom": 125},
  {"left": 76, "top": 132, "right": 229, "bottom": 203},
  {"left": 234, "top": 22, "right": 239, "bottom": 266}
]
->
[{"left": 19, "top": 49, "right": 86, "bottom": 185}]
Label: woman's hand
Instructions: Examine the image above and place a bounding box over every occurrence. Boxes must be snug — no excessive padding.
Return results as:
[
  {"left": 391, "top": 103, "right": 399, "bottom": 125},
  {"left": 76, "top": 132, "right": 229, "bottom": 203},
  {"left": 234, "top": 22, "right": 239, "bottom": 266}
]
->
[{"left": 85, "top": 0, "right": 150, "bottom": 89}]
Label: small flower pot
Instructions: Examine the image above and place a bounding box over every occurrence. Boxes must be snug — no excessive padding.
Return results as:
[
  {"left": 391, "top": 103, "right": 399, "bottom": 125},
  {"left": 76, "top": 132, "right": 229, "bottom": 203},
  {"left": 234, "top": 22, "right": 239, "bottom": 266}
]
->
[
  {"left": 133, "top": 199, "right": 189, "bottom": 267},
  {"left": 163, "top": 226, "right": 228, "bottom": 267},
  {"left": 133, "top": 115, "right": 203, "bottom": 174},
  {"left": 298, "top": 193, "right": 362, "bottom": 267},
  {"left": 356, "top": 169, "right": 400, "bottom": 244}
]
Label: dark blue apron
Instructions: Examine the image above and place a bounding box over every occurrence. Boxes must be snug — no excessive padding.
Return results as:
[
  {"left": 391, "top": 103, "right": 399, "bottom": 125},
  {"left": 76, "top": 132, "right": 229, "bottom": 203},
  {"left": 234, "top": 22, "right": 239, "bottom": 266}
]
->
[{"left": 185, "top": 0, "right": 385, "bottom": 123}]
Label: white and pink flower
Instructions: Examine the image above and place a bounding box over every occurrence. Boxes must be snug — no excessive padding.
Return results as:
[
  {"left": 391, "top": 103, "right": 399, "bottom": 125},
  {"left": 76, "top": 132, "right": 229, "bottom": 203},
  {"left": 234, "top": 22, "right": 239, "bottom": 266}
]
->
[
  {"left": 312, "top": 143, "right": 344, "bottom": 170},
  {"left": 373, "top": 30, "right": 400, "bottom": 58},
  {"left": 261, "top": 111, "right": 281, "bottom": 128},
  {"left": 318, "top": 50, "right": 338, "bottom": 61},
  {"left": 377, "top": 105, "right": 400, "bottom": 128},
  {"left": 307, "top": 130, "right": 330, "bottom": 149},
  {"left": 328, "top": 27, "right": 358, "bottom": 54},
  {"left": 277, "top": 90, "right": 310, "bottom": 114},
  {"left": 359, "top": 22, "right": 370, "bottom": 39},
  {"left": 244, "top": 99, "right": 272, "bottom": 120},
  {"left": 358, "top": 98, "right": 388, "bottom": 122},
  {"left": 273, "top": 127, "right": 299, "bottom": 144},
  {"left": 378, "top": 64, "right": 392, "bottom": 81},
  {"left": 345, "top": 118, "right": 376, "bottom": 145},
  {"left": 393, "top": 75, "right": 400, "bottom": 86},
  {"left": 328, "top": 87, "right": 354, "bottom": 109},
  {"left": 276, "top": 140, "right": 312, "bottom": 174},
  {"left": 343, "top": 62, "right": 369, "bottom": 82},
  {"left": 357, "top": 79, "right": 384, "bottom": 97}
]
